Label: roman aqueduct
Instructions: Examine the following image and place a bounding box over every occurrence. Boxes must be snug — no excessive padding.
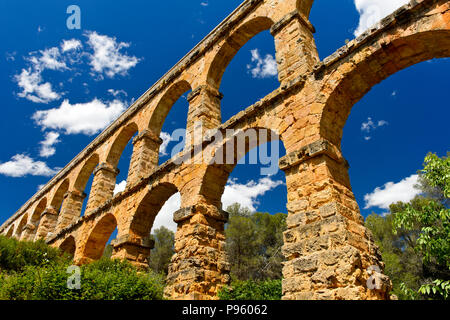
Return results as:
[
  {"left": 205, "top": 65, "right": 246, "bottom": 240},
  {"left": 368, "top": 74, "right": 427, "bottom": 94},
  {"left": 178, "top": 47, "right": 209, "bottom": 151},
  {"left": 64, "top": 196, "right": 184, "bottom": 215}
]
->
[{"left": 1, "top": 0, "right": 449, "bottom": 300}]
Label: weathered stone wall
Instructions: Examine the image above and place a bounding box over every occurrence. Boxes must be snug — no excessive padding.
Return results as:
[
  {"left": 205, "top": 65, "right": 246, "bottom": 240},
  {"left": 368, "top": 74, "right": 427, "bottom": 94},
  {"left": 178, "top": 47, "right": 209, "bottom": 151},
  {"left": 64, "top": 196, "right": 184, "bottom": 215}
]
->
[{"left": 1, "top": 0, "right": 449, "bottom": 300}]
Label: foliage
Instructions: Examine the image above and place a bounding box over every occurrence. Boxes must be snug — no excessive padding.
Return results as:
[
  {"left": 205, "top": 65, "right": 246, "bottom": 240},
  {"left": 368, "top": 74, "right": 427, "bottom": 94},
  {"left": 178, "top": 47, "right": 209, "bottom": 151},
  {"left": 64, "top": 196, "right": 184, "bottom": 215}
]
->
[
  {"left": 392, "top": 153, "right": 449, "bottom": 300},
  {"left": 365, "top": 213, "right": 423, "bottom": 299},
  {"left": 0, "top": 236, "right": 165, "bottom": 300},
  {"left": 0, "top": 235, "right": 66, "bottom": 272},
  {"left": 225, "top": 203, "right": 286, "bottom": 281},
  {"left": 148, "top": 226, "right": 175, "bottom": 275},
  {"left": 218, "top": 279, "right": 282, "bottom": 300},
  {"left": 0, "top": 258, "right": 165, "bottom": 300},
  {"left": 365, "top": 153, "right": 449, "bottom": 300}
]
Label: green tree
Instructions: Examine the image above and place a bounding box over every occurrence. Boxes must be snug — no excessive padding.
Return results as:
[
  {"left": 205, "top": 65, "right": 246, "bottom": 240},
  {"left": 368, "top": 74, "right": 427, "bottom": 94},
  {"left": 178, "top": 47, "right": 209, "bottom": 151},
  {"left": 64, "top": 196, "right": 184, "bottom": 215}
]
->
[
  {"left": 392, "top": 153, "right": 449, "bottom": 299},
  {"left": 365, "top": 153, "right": 449, "bottom": 299},
  {"left": 148, "top": 226, "right": 175, "bottom": 275},
  {"left": 224, "top": 203, "right": 286, "bottom": 281}
]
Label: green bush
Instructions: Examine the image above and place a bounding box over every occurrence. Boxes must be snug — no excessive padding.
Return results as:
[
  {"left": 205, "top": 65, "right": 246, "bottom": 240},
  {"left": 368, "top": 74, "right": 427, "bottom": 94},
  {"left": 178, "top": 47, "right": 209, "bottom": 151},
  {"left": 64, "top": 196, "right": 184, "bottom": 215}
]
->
[
  {"left": 0, "top": 258, "right": 166, "bottom": 300},
  {"left": 0, "top": 235, "right": 65, "bottom": 272},
  {"left": 218, "top": 279, "right": 282, "bottom": 300}
]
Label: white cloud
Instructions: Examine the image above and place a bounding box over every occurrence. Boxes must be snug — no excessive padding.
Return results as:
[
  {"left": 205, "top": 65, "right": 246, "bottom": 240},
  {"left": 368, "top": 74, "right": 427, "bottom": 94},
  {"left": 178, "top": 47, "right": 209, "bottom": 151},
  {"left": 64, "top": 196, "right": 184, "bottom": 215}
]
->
[
  {"left": 364, "top": 174, "right": 420, "bottom": 209},
  {"left": 39, "top": 131, "right": 60, "bottom": 158},
  {"left": 107, "top": 89, "right": 128, "bottom": 97},
  {"left": 222, "top": 177, "right": 283, "bottom": 212},
  {"left": 247, "top": 49, "right": 278, "bottom": 79},
  {"left": 200, "top": 1, "right": 209, "bottom": 6},
  {"left": 61, "top": 39, "right": 82, "bottom": 53},
  {"left": 151, "top": 193, "right": 181, "bottom": 233},
  {"left": 361, "top": 117, "right": 388, "bottom": 140},
  {"left": 28, "top": 47, "right": 67, "bottom": 71},
  {"left": 15, "top": 68, "right": 61, "bottom": 104},
  {"left": 354, "top": 0, "right": 409, "bottom": 36},
  {"left": 113, "top": 180, "right": 127, "bottom": 195},
  {"left": 85, "top": 31, "right": 140, "bottom": 78},
  {"left": 159, "top": 132, "right": 172, "bottom": 156},
  {"left": 33, "top": 98, "right": 126, "bottom": 135},
  {"left": 0, "top": 154, "right": 57, "bottom": 178}
]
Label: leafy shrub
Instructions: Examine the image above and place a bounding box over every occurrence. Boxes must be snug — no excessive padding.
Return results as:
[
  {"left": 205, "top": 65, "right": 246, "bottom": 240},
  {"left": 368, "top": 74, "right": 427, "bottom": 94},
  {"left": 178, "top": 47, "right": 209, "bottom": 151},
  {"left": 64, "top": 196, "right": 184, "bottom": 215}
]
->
[
  {"left": 0, "top": 235, "right": 65, "bottom": 272},
  {"left": 0, "top": 258, "right": 166, "bottom": 300},
  {"left": 218, "top": 279, "right": 282, "bottom": 300}
]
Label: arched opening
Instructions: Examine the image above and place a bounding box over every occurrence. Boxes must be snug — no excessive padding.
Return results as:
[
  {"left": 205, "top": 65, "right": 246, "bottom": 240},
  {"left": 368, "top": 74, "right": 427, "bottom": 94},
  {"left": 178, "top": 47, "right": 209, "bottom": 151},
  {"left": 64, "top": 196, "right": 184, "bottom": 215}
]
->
[
  {"left": 6, "top": 225, "right": 14, "bottom": 238},
  {"left": 51, "top": 179, "right": 70, "bottom": 212},
  {"left": 83, "top": 213, "right": 117, "bottom": 261},
  {"left": 30, "top": 198, "right": 47, "bottom": 240},
  {"left": 207, "top": 17, "right": 279, "bottom": 123},
  {"left": 107, "top": 123, "right": 139, "bottom": 194},
  {"left": 107, "top": 123, "right": 139, "bottom": 168},
  {"left": 201, "top": 127, "right": 288, "bottom": 281},
  {"left": 131, "top": 182, "right": 179, "bottom": 240},
  {"left": 59, "top": 235, "right": 76, "bottom": 258},
  {"left": 73, "top": 154, "right": 100, "bottom": 217},
  {"left": 320, "top": 31, "right": 450, "bottom": 147},
  {"left": 15, "top": 214, "right": 28, "bottom": 239},
  {"left": 341, "top": 58, "right": 450, "bottom": 218},
  {"left": 148, "top": 81, "right": 192, "bottom": 165}
]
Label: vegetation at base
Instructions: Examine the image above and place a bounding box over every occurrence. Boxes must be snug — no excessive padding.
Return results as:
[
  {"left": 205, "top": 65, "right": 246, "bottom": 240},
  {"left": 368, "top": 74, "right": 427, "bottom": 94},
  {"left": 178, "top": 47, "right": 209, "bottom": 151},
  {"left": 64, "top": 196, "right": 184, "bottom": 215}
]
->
[
  {"left": 0, "top": 236, "right": 65, "bottom": 272},
  {"left": 218, "top": 279, "right": 282, "bottom": 300},
  {"left": 149, "top": 226, "right": 175, "bottom": 275},
  {"left": 0, "top": 236, "right": 165, "bottom": 300},
  {"left": 218, "top": 204, "right": 287, "bottom": 300},
  {"left": 365, "top": 153, "right": 449, "bottom": 300}
]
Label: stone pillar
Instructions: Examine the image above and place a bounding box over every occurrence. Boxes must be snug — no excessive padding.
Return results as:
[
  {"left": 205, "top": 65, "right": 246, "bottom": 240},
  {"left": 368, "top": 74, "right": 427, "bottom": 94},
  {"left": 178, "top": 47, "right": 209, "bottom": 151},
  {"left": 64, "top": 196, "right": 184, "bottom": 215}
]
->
[
  {"left": 186, "top": 85, "right": 223, "bottom": 148},
  {"left": 127, "top": 130, "right": 162, "bottom": 186},
  {"left": 21, "top": 223, "right": 37, "bottom": 241},
  {"left": 111, "top": 234, "right": 154, "bottom": 269},
  {"left": 56, "top": 191, "right": 86, "bottom": 232},
  {"left": 85, "top": 163, "right": 119, "bottom": 215},
  {"left": 280, "top": 139, "right": 391, "bottom": 300},
  {"left": 271, "top": 11, "right": 319, "bottom": 84},
  {"left": 35, "top": 207, "right": 59, "bottom": 241},
  {"left": 165, "top": 204, "right": 230, "bottom": 300}
]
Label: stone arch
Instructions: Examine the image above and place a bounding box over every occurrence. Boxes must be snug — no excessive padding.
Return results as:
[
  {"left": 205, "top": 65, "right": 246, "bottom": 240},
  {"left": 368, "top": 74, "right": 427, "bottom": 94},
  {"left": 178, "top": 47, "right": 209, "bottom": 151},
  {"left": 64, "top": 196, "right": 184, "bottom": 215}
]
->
[
  {"left": 106, "top": 122, "right": 139, "bottom": 168},
  {"left": 129, "top": 182, "right": 179, "bottom": 239},
  {"left": 148, "top": 80, "right": 192, "bottom": 136},
  {"left": 83, "top": 213, "right": 117, "bottom": 261},
  {"left": 6, "top": 225, "right": 14, "bottom": 238},
  {"left": 27, "top": 198, "right": 47, "bottom": 240},
  {"left": 31, "top": 198, "right": 47, "bottom": 224},
  {"left": 73, "top": 154, "right": 100, "bottom": 192},
  {"left": 296, "top": 0, "right": 314, "bottom": 17},
  {"left": 207, "top": 16, "right": 275, "bottom": 90},
  {"left": 201, "top": 126, "right": 283, "bottom": 208},
  {"left": 15, "top": 214, "right": 28, "bottom": 239},
  {"left": 320, "top": 30, "right": 450, "bottom": 147},
  {"left": 50, "top": 179, "right": 70, "bottom": 211},
  {"left": 59, "top": 236, "right": 76, "bottom": 258}
]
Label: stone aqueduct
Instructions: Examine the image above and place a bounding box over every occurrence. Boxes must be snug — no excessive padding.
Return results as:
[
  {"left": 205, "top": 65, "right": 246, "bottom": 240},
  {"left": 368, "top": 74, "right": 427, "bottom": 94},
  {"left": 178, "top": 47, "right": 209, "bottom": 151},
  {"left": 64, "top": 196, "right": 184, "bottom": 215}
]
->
[{"left": 1, "top": 0, "right": 449, "bottom": 300}]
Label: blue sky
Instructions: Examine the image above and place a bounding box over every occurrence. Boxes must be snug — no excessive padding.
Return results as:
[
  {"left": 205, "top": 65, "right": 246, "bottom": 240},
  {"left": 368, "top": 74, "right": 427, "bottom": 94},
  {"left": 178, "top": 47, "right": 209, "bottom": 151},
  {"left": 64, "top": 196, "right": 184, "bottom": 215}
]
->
[{"left": 0, "top": 0, "right": 448, "bottom": 232}]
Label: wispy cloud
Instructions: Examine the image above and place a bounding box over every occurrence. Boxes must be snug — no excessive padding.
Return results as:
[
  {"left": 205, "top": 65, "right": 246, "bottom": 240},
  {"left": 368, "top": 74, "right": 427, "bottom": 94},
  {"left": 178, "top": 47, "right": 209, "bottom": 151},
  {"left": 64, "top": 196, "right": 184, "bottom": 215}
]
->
[
  {"left": 361, "top": 117, "right": 388, "bottom": 140},
  {"left": 0, "top": 154, "right": 58, "bottom": 178},
  {"left": 39, "top": 132, "right": 60, "bottom": 158},
  {"left": 364, "top": 174, "right": 420, "bottom": 209},
  {"left": 247, "top": 49, "right": 278, "bottom": 79},
  {"left": 85, "top": 31, "right": 140, "bottom": 79},
  {"left": 222, "top": 177, "right": 284, "bottom": 212},
  {"left": 353, "top": 0, "right": 409, "bottom": 36}
]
